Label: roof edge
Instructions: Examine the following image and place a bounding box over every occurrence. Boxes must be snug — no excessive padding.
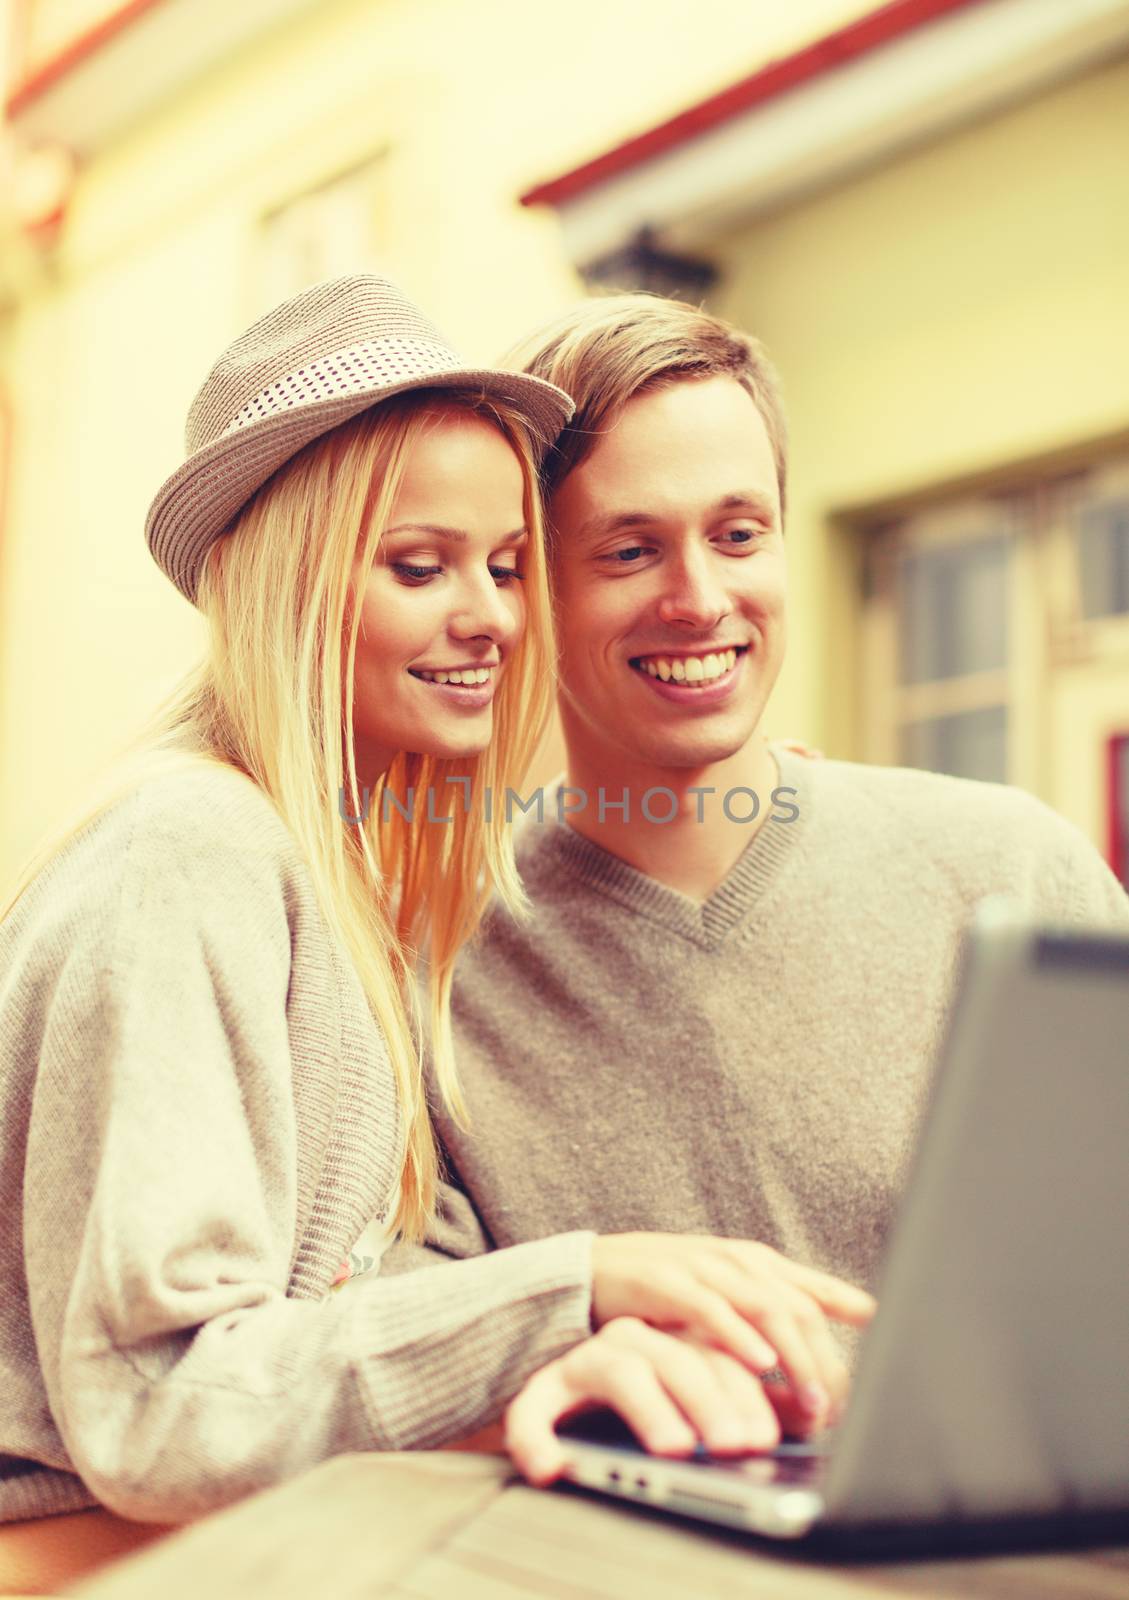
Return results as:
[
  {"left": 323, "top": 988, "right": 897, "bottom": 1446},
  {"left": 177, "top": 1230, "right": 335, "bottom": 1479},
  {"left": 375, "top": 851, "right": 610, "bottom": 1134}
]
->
[{"left": 519, "top": 0, "right": 987, "bottom": 209}]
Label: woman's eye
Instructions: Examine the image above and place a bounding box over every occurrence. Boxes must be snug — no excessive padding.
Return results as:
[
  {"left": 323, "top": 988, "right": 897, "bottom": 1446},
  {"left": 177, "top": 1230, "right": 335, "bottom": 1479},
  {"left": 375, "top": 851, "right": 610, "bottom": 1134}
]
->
[
  {"left": 390, "top": 562, "right": 523, "bottom": 586},
  {"left": 391, "top": 563, "right": 442, "bottom": 584},
  {"left": 607, "top": 546, "right": 648, "bottom": 564}
]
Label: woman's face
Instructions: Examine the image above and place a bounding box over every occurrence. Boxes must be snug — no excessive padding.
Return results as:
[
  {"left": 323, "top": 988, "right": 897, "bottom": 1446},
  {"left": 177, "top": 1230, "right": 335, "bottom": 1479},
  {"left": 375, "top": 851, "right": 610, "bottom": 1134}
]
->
[{"left": 349, "top": 409, "right": 529, "bottom": 778}]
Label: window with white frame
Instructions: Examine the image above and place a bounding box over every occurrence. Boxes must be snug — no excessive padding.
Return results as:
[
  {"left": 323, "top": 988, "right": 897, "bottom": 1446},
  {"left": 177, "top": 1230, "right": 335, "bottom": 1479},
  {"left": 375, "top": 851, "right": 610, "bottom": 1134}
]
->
[
  {"left": 1073, "top": 460, "right": 1129, "bottom": 624},
  {"left": 896, "top": 522, "right": 1012, "bottom": 784},
  {"left": 861, "top": 495, "right": 1024, "bottom": 786},
  {"left": 859, "top": 447, "right": 1129, "bottom": 796}
]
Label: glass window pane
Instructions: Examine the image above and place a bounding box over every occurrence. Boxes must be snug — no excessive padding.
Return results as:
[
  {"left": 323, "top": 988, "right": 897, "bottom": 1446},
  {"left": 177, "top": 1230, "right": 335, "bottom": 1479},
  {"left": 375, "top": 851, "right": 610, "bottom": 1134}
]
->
[
  {"left": 1078, "top": 500, "right": 1129, "bottom": 619},
  {"left": 900, "top": 705, "right": 1008, "bottom": 784},
  {"left": 899, "top": 536, "right": 1009, "bottom": 684}
]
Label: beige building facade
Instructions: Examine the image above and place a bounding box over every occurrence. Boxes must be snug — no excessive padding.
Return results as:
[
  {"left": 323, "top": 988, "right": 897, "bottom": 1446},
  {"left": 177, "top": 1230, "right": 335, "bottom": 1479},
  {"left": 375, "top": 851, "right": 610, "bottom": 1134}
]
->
[{"left": 2, "top": 0, "right": 1127, "bottom": 887}]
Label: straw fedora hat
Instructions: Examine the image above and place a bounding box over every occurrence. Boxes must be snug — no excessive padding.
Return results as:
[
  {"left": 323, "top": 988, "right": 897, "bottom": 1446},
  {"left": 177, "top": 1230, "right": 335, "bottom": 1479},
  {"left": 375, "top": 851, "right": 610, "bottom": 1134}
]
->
[{"left": 144, "top": 273, "right": 574, "bottom": 605}]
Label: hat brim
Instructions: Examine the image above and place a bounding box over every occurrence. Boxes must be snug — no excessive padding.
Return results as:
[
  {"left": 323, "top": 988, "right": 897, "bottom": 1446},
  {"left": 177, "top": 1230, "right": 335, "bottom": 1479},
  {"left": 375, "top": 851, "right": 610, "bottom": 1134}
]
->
[{"left": 145, "top": 366, "right": 572, "bottom": 605}]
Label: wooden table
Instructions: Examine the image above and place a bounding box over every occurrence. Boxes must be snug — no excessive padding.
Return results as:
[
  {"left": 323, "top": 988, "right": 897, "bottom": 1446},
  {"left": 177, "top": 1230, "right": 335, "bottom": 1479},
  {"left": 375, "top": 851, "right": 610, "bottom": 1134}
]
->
[{"left": 56, "top": 1452, "right": 1129, "bottom": 1600}]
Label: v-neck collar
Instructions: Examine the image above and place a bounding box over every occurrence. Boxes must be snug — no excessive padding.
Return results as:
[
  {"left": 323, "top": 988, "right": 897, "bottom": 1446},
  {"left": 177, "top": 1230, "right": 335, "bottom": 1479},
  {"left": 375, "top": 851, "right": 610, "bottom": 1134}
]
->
[{"left": 533, "top": 743, "right": 813, "bottom": 950}]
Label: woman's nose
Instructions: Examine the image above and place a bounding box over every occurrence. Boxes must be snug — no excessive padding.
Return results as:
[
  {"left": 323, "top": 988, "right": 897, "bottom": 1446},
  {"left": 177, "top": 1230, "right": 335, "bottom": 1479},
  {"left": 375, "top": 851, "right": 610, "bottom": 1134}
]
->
[{"left": 448, "top": 569, "right": 521, "bottom": 644}]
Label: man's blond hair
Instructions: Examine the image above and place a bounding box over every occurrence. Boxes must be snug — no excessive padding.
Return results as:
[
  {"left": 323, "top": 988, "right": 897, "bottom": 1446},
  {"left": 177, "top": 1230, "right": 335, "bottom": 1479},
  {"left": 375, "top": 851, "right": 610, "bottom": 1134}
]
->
[{"left": 506, "top": 293, "right": 789, "bottom": 530}]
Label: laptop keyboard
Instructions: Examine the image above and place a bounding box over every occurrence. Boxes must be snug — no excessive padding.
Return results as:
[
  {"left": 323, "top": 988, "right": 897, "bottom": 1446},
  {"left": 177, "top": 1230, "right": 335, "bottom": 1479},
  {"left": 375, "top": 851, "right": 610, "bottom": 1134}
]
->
[
  {"left": 693, "top": 1445, "right": 829, "bottom": 1488},
  {"left": 558, "top": 1410, "right": 832, "bottom": 1487}
]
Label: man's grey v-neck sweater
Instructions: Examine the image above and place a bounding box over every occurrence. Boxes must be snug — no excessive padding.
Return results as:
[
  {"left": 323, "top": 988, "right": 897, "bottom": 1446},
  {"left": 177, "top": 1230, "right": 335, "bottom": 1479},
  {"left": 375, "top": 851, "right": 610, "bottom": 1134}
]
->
[
  {"left": 384, "top": 745, "right": 1129, "bottom": 1360},
  {"left": 0, "top": 760, "right": 594, "bottom": 1525}
]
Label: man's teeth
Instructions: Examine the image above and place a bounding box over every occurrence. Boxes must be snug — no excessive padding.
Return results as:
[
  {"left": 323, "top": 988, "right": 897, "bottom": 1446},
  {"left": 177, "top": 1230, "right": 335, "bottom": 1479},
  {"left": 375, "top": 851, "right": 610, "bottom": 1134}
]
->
[
  {"left": 636, "top": 648, "right": 739, "bottom": 684},
  {"left": 414, "top": 667, "right": 493, "bottom": 685}
]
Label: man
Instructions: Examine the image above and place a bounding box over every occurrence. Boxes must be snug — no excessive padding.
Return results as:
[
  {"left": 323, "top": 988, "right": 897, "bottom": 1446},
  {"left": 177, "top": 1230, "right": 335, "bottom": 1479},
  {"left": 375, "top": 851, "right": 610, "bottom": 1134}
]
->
[{"left": 383, "top": 294, "right": 1129, "bottom": 1358}]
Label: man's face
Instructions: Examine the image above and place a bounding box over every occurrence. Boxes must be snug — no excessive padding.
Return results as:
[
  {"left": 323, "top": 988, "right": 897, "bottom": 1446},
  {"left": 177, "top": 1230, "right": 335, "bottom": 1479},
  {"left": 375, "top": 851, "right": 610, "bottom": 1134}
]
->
[{"left": 550, "top": 375, "right": 787, "bottom": 777}]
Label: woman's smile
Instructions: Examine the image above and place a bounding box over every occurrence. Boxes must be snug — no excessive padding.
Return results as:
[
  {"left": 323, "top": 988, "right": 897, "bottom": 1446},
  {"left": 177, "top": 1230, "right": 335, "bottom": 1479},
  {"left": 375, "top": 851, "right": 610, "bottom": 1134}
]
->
[
  {"left": 407, "top": 661, "right": 499, "bottom": 708},
  {"left": 349, "top": 410, "right": 528, "bottom": 777}
]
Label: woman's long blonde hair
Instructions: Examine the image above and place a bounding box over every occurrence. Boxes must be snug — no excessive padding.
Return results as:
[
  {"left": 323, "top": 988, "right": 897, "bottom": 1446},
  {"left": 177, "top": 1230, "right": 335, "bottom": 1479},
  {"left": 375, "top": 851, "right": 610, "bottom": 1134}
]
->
[{"left": 0, "top": 389, "right": 555, "bottom": 1243}]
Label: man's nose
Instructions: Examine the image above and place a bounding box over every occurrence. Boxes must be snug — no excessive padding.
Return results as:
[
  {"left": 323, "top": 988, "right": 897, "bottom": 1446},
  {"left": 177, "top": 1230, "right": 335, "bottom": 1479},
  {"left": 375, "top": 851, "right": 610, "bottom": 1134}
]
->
[{"left": 656, "top": 545, "right": 729, "bottom": 630}]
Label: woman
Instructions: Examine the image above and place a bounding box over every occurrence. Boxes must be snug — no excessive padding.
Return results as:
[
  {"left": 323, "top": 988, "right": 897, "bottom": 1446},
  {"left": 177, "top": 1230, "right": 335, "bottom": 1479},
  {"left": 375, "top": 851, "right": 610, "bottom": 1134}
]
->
[{"left": 0, "top": 275, "right": 871, "bottom": 1524}]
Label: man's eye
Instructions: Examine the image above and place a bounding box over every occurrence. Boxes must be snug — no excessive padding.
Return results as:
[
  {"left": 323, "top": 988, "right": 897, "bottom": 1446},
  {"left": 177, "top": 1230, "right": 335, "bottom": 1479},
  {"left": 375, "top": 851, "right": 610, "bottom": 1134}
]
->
[
  {"left": 391, "top": 563, "right": 442, "bottom": 584},
  {"left": 489, "top": 565, "right": 524, "bottom": 585},
  {"left": 718, "top": 528, "right": 762, "bottom": 547}
]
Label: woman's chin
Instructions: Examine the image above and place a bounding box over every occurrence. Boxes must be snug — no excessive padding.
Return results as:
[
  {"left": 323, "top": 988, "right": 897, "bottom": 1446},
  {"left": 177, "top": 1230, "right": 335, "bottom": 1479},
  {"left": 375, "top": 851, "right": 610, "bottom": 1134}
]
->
[{"left": 409, "top": 728, "right": 494, "bottom": 762}]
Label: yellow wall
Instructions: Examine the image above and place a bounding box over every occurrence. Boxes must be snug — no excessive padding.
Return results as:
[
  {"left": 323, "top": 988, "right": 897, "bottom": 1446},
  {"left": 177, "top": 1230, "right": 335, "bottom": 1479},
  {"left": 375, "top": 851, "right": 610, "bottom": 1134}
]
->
[
  {"left": 3, "top": 0, "right": 1126, "bottom": 882},
  {"left": 715, "top": 50, "right": 1129, "bottom": 761},
  {"left": 0, "top": 0, "right": 870, "bottom": 883}
]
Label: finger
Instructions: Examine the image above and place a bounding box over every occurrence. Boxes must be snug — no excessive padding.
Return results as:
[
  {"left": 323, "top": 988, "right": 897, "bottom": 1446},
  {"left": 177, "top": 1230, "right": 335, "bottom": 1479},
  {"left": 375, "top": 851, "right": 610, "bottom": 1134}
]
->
[
  {"left": 717, "top": 1240, "right": 876, "bottom": 1329},
  {"left": 571, "top": 1343, "right": 701, "bottom": 1458},
  {"left": 504, "top": 1361, "right": 579, "bottom": 1486},
  {"left": 699, "top": 1258, "right": 829, "bottom": 1413},
  {"left": 792, "top": 1304, "right": 851, "bottom": 1419},
  {"left": 746, "top": 1306, "right": 829, "bottom": 1417},
  {"left": 769, "top": 1258, "right": 877, "bottom": 1327},
  {"left": 768, "top": 1286, "right": 851, "bottom": 1419},
  {"left": 675, "top": 1285, "right": 781, "bottom": 1373},
  {"left": 687, "top": 1342, "right": 782, "bottom": 1453},
  {"left": 507, "top": 1342, "right": 699, "bottom": 1486},
  {"left": 760, "top": 1377, "right": 823, "bottom": 1439},
  {"left": 633, "top": 1268, "right": 781, "bottom": 1371},
  {"left": 617, "top": 1324, "right": 778, "bottom": 1455}
]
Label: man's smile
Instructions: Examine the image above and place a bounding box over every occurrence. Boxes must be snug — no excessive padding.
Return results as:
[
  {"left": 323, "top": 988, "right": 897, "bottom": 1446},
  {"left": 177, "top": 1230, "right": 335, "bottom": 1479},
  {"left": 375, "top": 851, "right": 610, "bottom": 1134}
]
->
[
  {"left": 628, "top": 644, "right": 747, "bottom": 684},
  {"left": 626, "top": 645, "right": 749, "bottom": 704}
]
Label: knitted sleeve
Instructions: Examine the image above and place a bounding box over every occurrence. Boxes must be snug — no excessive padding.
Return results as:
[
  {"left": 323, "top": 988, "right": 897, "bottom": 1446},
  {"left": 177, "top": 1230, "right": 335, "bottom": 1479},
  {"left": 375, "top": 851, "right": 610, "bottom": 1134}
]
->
[
  {"left": 1025, "top": 795, "right": 1129, "bottom": 929},
  {"left": 20, "top": 787, "right": 593, "bottom": 1524}
]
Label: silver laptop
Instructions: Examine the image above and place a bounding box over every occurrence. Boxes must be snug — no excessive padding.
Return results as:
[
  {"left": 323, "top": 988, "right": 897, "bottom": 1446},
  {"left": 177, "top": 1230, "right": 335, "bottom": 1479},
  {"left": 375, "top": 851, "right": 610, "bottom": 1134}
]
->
[{"left": 556, "top": 901, "right": 1129, "bottom": 1557}]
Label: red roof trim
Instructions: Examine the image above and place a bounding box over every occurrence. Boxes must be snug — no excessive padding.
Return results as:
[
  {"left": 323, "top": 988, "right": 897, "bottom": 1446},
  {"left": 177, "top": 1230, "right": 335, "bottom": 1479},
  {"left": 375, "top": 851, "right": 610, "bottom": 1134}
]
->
[
  {"left": 520, "top": 0, "right": 989, "bottom": 209},
  {"left": 6, "top": 0, "right": 167, "bottom": 116},
  {"left": 1108, "top": 731, "right": 1129, "bottom": 887}
]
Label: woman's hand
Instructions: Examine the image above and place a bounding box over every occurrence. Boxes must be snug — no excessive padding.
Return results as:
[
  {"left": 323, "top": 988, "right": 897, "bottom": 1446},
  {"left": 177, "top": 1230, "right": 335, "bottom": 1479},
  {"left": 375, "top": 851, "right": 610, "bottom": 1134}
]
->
[
  {"left": 590, "top": 1234, "right": 875, "bottom": 1425},
  {"left": 506, "top": 1318, "right": 797, "bottom": 1486}
]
